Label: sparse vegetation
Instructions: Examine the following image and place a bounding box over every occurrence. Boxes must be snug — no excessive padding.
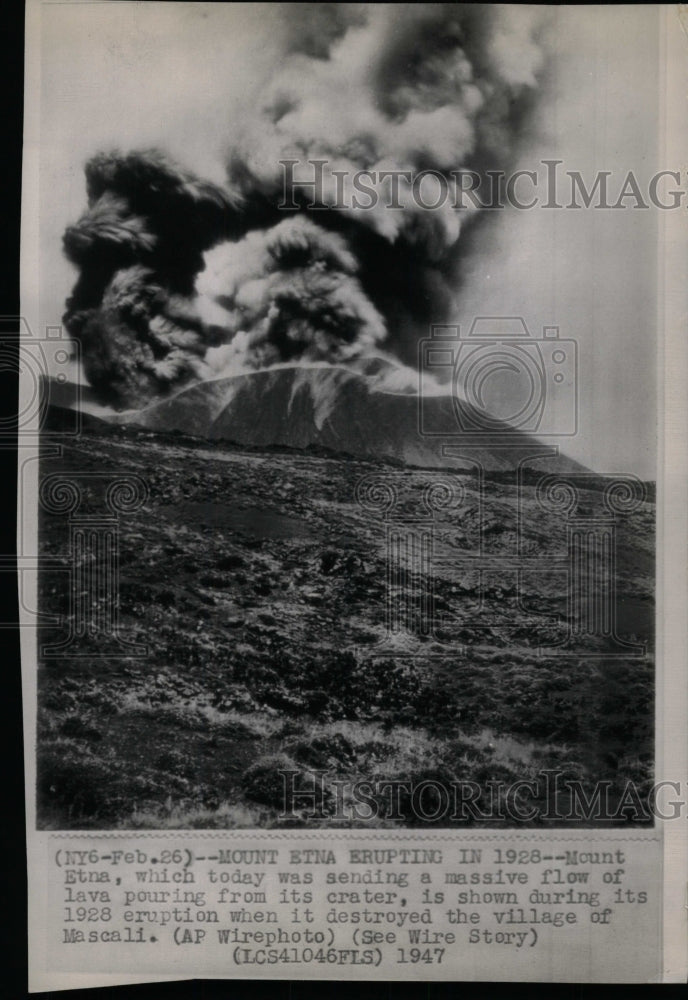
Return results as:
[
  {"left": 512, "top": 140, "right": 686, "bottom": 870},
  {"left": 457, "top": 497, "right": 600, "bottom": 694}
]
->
[{"left": 37, "top": 421, "right": 654, "bottom": 828}]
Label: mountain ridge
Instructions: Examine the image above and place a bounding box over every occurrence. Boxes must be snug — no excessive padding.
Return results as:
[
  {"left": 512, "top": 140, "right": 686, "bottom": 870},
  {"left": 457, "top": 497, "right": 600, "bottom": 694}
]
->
[{"left": 106, "top": 361, "right": 586, "bottom": 472}]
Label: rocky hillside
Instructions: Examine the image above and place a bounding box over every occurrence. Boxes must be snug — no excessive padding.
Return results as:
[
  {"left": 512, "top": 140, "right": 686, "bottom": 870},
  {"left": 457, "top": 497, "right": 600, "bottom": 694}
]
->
[{"left": 36, "top": 417, "right": 653, "bottom": 829}]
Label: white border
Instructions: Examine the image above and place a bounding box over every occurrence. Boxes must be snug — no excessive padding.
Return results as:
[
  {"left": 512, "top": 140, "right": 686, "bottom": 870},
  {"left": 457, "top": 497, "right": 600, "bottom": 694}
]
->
[{"left": 657, "top": 3, "right": 688, "bottom": 983}]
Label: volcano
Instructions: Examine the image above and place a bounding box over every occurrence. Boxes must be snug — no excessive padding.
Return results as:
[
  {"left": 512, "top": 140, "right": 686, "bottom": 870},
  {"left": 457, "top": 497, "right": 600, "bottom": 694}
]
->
[{"left": 110, "top": 359, "right": 585, "bottom": 472}]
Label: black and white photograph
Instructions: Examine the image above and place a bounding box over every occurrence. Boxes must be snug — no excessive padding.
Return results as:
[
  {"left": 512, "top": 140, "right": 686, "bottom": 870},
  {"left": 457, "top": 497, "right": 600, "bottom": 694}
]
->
[
  {"left": 30, "top": 2, "right": 663, "bottom": 830},
  {"left": 18, "top": 1, "right": 688, "bottom": 987}
]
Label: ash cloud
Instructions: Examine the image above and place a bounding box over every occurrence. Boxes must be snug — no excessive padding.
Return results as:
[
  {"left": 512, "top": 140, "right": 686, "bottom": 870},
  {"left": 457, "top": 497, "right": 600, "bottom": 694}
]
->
[
  {"left": 62, "top": 4, "right": 546, "bottom": 410},
  {"left": 197, "top": 216, "right": 386, "bottom": 374},
  {"left": 63, "top": 150, "right": 244, "bottom": 408}
]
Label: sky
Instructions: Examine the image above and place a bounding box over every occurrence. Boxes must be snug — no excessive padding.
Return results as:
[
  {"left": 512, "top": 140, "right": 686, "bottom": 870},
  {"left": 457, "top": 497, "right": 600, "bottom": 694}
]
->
[{"left": 31, "top": 2, "right": 666, "bottom": 478}]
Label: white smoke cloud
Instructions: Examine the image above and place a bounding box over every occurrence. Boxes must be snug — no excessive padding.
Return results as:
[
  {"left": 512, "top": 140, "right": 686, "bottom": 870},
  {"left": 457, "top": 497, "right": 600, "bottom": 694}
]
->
[
  {"left": 228, "top": 4, "right": 546, "bottom": 250},
  {"left": 195, "top": 216, "right": 387, "bottom": 374}
]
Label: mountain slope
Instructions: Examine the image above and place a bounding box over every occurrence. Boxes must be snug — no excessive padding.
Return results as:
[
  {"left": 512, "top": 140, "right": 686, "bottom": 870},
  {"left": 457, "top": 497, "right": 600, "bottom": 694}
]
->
[{"left": 113, "top": 362, "right": 584, "bottom": 472}]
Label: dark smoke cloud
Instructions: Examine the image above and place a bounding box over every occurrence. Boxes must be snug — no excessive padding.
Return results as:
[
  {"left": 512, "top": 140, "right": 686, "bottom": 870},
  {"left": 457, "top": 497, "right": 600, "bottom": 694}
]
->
[
  {"left": 65, "top": 150, "right": 241, "bottom": 288},
  {"left": 71, "top": 265, "right": 226, "bottom": 410},
  {"left": 280, "top": 2, "right": 367, "bottom": 59},
  {"left": 63, "top": 150, "right": 241, "bottom": 407},
  {"left": 62, "top": 4, "right": 547, "bottom": 409}
]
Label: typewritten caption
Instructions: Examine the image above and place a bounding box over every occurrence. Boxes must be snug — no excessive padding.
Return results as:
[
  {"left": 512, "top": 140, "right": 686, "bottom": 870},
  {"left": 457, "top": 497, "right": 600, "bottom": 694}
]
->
[{"left": 41, "top": 834, "right": 662, "bottom": 981}]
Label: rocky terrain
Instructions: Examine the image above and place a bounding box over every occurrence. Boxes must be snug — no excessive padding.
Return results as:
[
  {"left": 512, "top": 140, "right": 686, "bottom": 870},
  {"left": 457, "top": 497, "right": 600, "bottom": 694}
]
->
[{"left": 36, "top": 413, "right": 654, "bottom": 829}]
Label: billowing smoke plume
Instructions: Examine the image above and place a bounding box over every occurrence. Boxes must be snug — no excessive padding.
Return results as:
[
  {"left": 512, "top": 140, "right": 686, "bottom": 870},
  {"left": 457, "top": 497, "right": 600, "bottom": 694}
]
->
[
  {"left": 63, "top": 150, "right": 243, "bottom": 407},
  {"left": 63, "top": 4, "right": 546, "bottom": 409},
  {"left": 197, "top": 216, "right": 386, "bottom": 373}
]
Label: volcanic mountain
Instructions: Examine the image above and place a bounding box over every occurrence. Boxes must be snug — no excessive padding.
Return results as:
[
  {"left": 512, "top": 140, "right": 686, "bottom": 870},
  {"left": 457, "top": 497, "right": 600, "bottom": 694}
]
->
[{"left": 109, "top": 359, "right": 584, "bottom": 472}]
